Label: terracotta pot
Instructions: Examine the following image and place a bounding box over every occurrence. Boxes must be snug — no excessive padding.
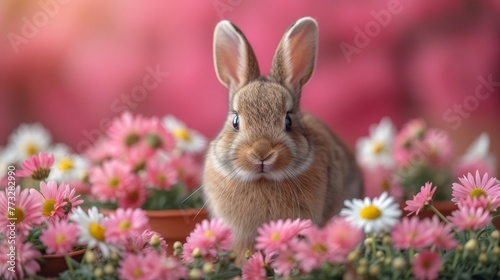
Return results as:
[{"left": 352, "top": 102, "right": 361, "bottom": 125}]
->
[
  {"left": 39, "top": 248, "right": 86, "bottom": 278},
  {"left": 100, "top": 208, "right": 209, "bottom": 255}
]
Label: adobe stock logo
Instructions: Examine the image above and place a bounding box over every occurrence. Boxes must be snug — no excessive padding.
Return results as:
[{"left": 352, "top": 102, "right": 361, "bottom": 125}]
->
[
  {"left": 6, "top": 0, "right": 71, "bottom": 53},
  {"left": 443, "top": 74, "right": 500, "bottom": 130}
]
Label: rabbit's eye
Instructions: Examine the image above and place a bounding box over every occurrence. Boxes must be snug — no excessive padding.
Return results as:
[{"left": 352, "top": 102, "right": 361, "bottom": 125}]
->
[
  {"left": 285, "top": 114, "right": 292, "bottom": 131},
  {"left": 232, "top": 114, "right": 240, "bottom": 131}
]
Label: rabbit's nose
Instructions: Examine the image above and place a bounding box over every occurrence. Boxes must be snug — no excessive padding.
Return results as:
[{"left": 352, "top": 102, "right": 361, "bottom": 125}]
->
[{"left": 250, "top": 139, "right": 273, "bottom": 161}]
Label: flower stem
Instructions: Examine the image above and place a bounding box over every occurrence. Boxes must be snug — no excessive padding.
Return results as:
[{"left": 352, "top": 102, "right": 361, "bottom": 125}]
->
[
  {"left": 430, "top": 205, "right": 451, "bottom": 224},
  {"left": 64, "top": 254, "right": 74, "bottom": 276}
]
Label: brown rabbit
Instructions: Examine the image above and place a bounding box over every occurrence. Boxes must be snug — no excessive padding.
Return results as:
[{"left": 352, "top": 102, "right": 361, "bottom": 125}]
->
[{"left": 203, "top": 17, "right": 363, "bottom": 259}]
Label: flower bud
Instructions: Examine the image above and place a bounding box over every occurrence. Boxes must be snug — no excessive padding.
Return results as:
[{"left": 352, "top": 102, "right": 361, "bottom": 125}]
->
[
  {"left": 382, "top": 235, "right": 392, "bottom": 246},
  {"left": 202, "top": 263, "right": 213, "bottom": 275},
  {"left": 150, "top": 234, "right": 161, "bottom": 247},
  {"left": 465, "top": 239, "right": 477, "bottom": 252},
  {"left": 173, "top": 241, "right": 183, "bottom": 249},
  {"left": 493, "top": 246, "right": 500, "bottom": 256},
  {"left": 364, "top": 237, "right": 374, "bottom": 247},
  {"left": 491, "top": 230, "right": 500, "bottom": 241},
  {"left": 376, "top": 250, "right": 384, "bottom": 258},
  {"left": 359, "top": 258, "right": 368, "bottom": 266},
  {"left": 245, "top": 250, "right": 253, "bottom": 259},
  {"left": 189, "top": 268, "right": 203, "bottom": 279},
  {"left": 369, "top": 264, "right": 381, "bottom": 277},
  {"left": 347, "top": 251, "right": 359, "bottom": 263},
  {"left": 479, "top": 253, "right": 488, "bottom": 264},
  {"left": 94, "top": 267, "right": 104, "bottom": 278},
  {"left": 110, "top": 251, "right": 120, "bottom": 261},
  {"left": 104, "top": 264, "right": 114, "bottom": 275},
  {"left": 356, "top": 265, "right": 367, "bottom": 277},
  {"left": 392, "top": 257, "right": 406, "bottom": 270},
  {"left": 192, "top": 247, "right": 201, "bottom": 258},
  {"left": 84, "top": 251, "right": 95, "bottom": 263}
]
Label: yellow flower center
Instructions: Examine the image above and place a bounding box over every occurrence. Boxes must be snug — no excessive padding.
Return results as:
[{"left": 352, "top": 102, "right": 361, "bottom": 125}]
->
[
  {"left": 156, "top": 174, "right": 166, "bottom": 183},
  {"left": 271, "top": 232, "right": 280, "bottom": 241},
  {"left": 372, "top": 142, "right": 384, "bottom": 154},
  {"left": 108, "top": 177, "right": 120, "bottom": 188},
  {"left": 25, "top": 143, "right": 38, "bottom": 155},
  {"left": 119, "top": 220, "right": 131, "bottom": 231},
  {"left": 58, "top": 158, "right": 74, "bottom": 171},
  {"left": 205, "top": 230, "right": 214, "bottom": 238},
  {"left": 8, "top": 208, "right": 25, "bottom": 222},
  {"left": 132, "top": 268, "right": 143, "bottom": 277},
  {"left": 360, "top": 205, "right": 381, "bottom": 220},
  {"left": 124, "top": 132, "right": 140, "bottom": 147},
  {"left": 173, "top": 128, "right": 191, "bottom": 142},
  {"left": 42, "top": 199, "right": 56, "bottom": 217},
  {"left": 56, "top": 234, "right": 66, "bottom": 244},
  {"left": 312, "top": 243, "right": 327, "bottom": 253},
  {"left": 469, "top": 188, "right": 486, "bottom": 198},
  {"left": 381, "top": 178, "right": 390, "bottom": 191},
  {"left": 89, "top": 222, "right": 105, "bottom": 241}
]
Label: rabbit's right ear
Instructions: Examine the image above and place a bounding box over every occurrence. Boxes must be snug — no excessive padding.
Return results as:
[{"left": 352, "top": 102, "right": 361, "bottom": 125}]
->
[{"left": 213, "top": 21, "right": 260, "bottom": 92}]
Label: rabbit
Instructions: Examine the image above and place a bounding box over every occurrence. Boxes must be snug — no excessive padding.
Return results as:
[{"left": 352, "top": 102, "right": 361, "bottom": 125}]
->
[{"left": 203, "top": 17, "right": 363, "bottom": 261}]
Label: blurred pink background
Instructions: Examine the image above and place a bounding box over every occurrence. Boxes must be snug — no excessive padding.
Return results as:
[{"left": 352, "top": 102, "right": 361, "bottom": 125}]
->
[{"left": 1, "top": 0, "right": 499, "bottom": 172}]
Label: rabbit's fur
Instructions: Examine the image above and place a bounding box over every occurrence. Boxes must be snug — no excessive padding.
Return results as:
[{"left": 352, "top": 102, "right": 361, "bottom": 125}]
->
[{"left": 203, "top": 17, "right": 363, "bottom": 259}]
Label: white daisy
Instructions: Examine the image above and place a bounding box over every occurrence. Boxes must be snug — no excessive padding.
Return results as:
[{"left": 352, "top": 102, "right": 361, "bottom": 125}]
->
[
  {"left": 0, "top": 147, "right": 19, "bottom": 178},
  {"left": 70, "top": 206, "right": 115, "bottom": 258},
  {"left": 8, "top": 123, "right": 52, "bottom": 161},
  {"left": 458, "top": 133, "right": 496, "bottom": 169},
  {"left": 162, "top": 115, "right": 206, "bottom": 154},
  {"left": 48, "top": 144, "right": 89, "bottom": 183},
  {"left": 356, "top": 117, "right": 396, "bottom": 169},
  {"left": 340, "top": 192, "right": 401, "bottom": 233}
]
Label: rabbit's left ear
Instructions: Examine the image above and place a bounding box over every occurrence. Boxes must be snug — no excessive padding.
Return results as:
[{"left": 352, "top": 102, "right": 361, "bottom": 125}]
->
[{"left": 270, "top": 17, "right": 318, "bottom": 93}]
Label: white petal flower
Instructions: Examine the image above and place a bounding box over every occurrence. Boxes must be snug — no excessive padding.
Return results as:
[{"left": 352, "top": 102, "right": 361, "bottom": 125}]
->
[
  {"left": 459, "top": 133, "right": 496, "bottom": 168},
  {"left": 340, "top": 192, "right": 401, "bottom": 233},
  {"left": 8, "top": 123, "right": 52, "bottom": 160},
  {"left": 0, "top": 147, "right": 19, "bottom": 178},
  {"left": 48, "top": 144, "right": 89, "bottom": 183},
  {"left": 162, "top": 115, "right": 206, "bottom": 154},
  {"left": 356, "top": 118, "right": 396, "bottom": 169},
  {"left": 70, "top": 207, "right": 115, "bottom": 258}
]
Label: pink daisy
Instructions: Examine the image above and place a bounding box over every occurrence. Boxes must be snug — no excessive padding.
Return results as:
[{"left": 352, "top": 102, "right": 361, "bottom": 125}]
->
[
  {"left": 124, "top": 145, "right": 154, "bottom": 173},
  {"left": 61, "top": 183, "right": 84, "bottom": 216},
  {"left": 40, "top": 220, "right": 79, "bottom": 254},
  {"left": 424, "top": 216, "right": 457, "bottom": 250},
  {"left": 456, "top": 195, "right": 500, "bottom": 213},
  {"left": 118, "top": 252, "right": 161, "bottom": 280},
  {"left": 405, "top": 182, "right": 437, "bottom": 216},
  {"left": 391, "top": 216, "right": 433, "bottom": 250},
  {"left": 17, "top": 152, "right": 54, "bottom": 180},
  {"left": 146, "top": 160, "right": 178, "bottom": 190},
  {"left": 0, "top": 186, "right": 42, "bottom": 236},
  {"left": 451, "top": 171, "right": 500, "bottom": 205},
  {"left": 182, "top": 219, "right": 232, "bottom": 262},
  {"left": 362, "top": 165, "right": 403, "bottom": 200},
  {"left": 324, "top": 217, "right": 363, "bottom": 262},
  {"left": 412, "top": 250, "right": 441, "bottom": 280},
  {"left": 116, "top": 179, "right": 148, "bottom": 209},
  {"left": 143, "top": 117, "right": 175, "bottom": 152},
  {"left": 107, "top": 112, "right": 149, "bottom": 155},
  {"left": 169, "top": 155, "right": 202, "bottom": 191},
  {"left": 449, "top": 206, "right": 491, "bottom": 231},
  {"left": 89, "top": 159, "right": 136, "bottom": 202},
  {"left": 157, "top": 255, "right": 188, "bottom": 280},
  {"left": 242, "top": 252, "right": 267, "bottom": 280},
  {"left": 30, "top": 181, "right": 66, "bottom": 221},
  {"left": 255, "top": 218, "right": 311, "bottom": 256},
  {"left": 0, "top": 240, "right": 41, "bottom": 280},
  {"left": 271, "top": 245, "right": 298, "bottom": 277},
  {"left": 295, "top": 226, "right": 331, "bottom": 273},
  {"left": 393, "top": 119, "right": 427, "bottom": 165},
  {"left": 420, "top": 129, "right": 454, "bottom": 166},
  {"left": 84, "top": 139, "right": 113, "bottom": 164},
  {"left": 104, "top": 208, "right": 149, "bottom": 244},
  {"left": 139, "top": 230, "right": 168, "bottom": 254}
]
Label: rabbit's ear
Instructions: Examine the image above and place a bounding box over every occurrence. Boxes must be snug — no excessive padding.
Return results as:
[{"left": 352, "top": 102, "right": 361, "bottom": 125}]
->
[
  {"left": 214, "top": 20, "right": 260, "bottom": 91},
  {"left": 270, "top": 17, "right": 318, "bottom": 94}
]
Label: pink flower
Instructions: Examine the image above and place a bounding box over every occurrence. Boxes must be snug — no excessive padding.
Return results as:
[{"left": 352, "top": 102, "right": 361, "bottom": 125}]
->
[
  {"left": 0, "top": 186, "right": 42, "bottom": 236},
  {"left": 393, "top": 119, "right": 427, "bottom": 165},
  {"left": 271, "top": 246, "right": 298, "bottom": 277},
  {"left": 362, "top": 165, "right": 403, "bottom": 200},
  {"left": 143, "top": 117, "right": 175, "bottom": 152},
  {"left": 146, "top": 160, "right": 178, "bottom": 190},
  {"left": 104, "top": 208, "right": 149, "bottom": 244},
  {"left": 295, "top": 226, "right": 331, "bottom": 273},
  {"left": 17, "top": 152, "right": 54, "bottom": 180},
  {"left": 424, "top": 216, "right": 457, "bottom": 250},
  {"left": 89, "top": 159, "right": 136, "bottom": 202},
  {"left": 30, "top": 181, "right": 82, "bottom": 221},
  {"left": 170, "top": 155, "right": 202, "bottom": 191},
  {"left": 182, "top": 219, "right": 232, "bottom": 262},
  {"left": 107, "top": 112, "right": 149, "bottom": 155},
  {"left": 116, "top": 178, "right": 147, "bottom": 209},
  {"left": 140, "top": 230, "right": 168, "bottom": 254},
  {"left": 449, "top": 206, "right": 491, "bottom": 231},
  {"left": 40, "top": 220, "right": 79, "bottom": 254},
  {"left": 391, "top": 217, "right": 432, "bottom": 250},
  {"left": 84, "top": 139, "right": 113, "bottom": 164},
  {"left": 420, "top": 129, "right": 453, "bottom": 166},
  {"left": 124, "top": 145, "right": 154, "bottom": 173},
  {"left": 157, "top": 255, "right": 188, "bottom": 280},
  {"left": 324, "top": 217, "right": 363, "bottom": 262},
  {"left": 242, "top": 252, "right": 267, "bottom": 280},
  {"left": 255, "top": 219, "right": 311, "bottom": 256},
  {"left": 118, "top": 252, "right": 161, "bottom": 280},
  {"left": 451, "top": 171, "right": 500, "bottom": 205},
  {"left": 412, "top": 250, "right": 441, "bottom": 280},
  {"left": 0, "top": 240, "right": 41, "bottom": 280},
  {"left": 456, "top": 195, "right": 500, "bottom": 212},
  {"left": 405, "top": 182, "right": 437, "bottom": 216}
]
